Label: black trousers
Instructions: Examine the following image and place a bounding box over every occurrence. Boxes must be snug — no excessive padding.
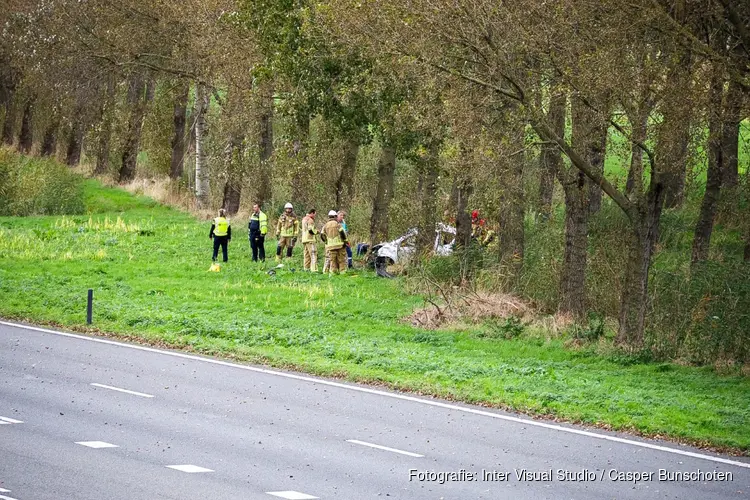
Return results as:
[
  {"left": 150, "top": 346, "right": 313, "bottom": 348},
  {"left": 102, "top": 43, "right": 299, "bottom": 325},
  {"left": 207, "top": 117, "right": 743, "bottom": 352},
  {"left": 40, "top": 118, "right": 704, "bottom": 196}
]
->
[
  {"left": 250, "top": 232, "right": 265, "bottom": 261},
  {"left": 212, "top": 236, "right": 229, "bottom": 262}
]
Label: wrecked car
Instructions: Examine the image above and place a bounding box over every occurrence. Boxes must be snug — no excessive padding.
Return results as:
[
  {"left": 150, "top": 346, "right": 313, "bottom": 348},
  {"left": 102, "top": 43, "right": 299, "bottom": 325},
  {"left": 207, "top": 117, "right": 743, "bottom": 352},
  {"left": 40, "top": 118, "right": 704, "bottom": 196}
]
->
[{"left": 368, "top": 223, "right": 456, "bottom": 277}]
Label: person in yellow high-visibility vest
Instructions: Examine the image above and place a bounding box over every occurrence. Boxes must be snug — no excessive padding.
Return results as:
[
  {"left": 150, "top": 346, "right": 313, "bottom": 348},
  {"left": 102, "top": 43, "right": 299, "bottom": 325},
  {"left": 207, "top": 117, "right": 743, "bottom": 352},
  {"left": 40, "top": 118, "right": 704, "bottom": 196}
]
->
[
  {"left": 275, "top": 202, "right": 299, "bottom": 262},
  {"left": 320, "top": 210, "right": 347, "bottom": 275},
  {"left": 248, "top": 203, "right": 268, "bottom": 262},
  {"left": 300, "top": 208, "right": 319, "bottom": 272},
  {"left": 209, "top": 208, "right": 231, "bottom": 262}
]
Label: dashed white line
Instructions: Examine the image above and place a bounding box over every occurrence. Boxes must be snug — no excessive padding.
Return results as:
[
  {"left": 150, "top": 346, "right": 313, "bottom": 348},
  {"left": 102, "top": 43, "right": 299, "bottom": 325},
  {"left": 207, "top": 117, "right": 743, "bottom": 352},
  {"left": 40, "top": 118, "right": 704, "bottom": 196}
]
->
[
  {"left": 266, "top": 492, "right": 319, "bottom": 500},
  {"left": 4, "top": 320, "right": 750, "bottom": 471},
  {"left": 75, "top": 441, "right": 119, "bottom": 449},
  {"left": 347, "top": 439, "right": 424, "bottom": 457},
  {"left": 0, "top": 489, "right": 10, "bottom": 493},
  {"left": 0, "top": 417, "right": 23, "bottom": 424},
  {"left": 166, "top": 465, "right": 214, "bottom": 473},
  {"left": 90, "top": 383, "right": 154, "bottom": 398},
  {"left": 0, "top": 495, "right": 19, "bottom": 500}
]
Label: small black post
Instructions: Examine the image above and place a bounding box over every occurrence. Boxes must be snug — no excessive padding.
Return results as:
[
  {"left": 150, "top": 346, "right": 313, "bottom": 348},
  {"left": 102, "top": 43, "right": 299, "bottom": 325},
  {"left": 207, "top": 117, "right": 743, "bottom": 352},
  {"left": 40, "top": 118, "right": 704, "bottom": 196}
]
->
[{"left": 86, "top": 289, "right": 93, "bottom": 325}]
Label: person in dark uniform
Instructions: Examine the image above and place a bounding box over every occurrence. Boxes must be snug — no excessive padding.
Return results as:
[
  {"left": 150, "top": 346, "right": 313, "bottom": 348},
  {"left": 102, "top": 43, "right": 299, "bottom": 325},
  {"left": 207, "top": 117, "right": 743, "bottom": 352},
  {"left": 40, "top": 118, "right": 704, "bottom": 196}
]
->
[
  {"left": 248, "top": 203, "right": 268, "bottom": 262},
  {"left": 209, "top": 208, "right": 231, "bottom": 262}
]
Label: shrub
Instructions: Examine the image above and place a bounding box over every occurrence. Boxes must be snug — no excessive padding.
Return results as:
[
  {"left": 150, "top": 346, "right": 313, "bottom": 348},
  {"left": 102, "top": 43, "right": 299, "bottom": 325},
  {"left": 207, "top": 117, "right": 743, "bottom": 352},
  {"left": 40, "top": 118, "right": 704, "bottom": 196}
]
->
[{"left": 0, "top": 149, "right": 85, "bottom": 216}]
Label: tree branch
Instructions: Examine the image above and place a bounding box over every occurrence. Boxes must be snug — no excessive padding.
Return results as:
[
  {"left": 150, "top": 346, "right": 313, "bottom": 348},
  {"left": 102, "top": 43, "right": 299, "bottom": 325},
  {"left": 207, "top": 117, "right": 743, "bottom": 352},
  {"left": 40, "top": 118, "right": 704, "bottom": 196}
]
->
[{"left": 531, "top": 117, "right": 635, "bottom": 220}]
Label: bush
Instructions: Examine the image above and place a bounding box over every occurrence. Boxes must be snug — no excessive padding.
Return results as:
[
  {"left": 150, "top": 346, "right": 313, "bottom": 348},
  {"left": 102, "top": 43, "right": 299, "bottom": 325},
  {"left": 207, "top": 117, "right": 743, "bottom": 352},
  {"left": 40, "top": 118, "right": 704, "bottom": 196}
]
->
[
  {"left": 649, "top": 261, "right": 750, "bottom": 364},
  {"left": 0, "top": 149, "right": 85, "bottom": 216}
]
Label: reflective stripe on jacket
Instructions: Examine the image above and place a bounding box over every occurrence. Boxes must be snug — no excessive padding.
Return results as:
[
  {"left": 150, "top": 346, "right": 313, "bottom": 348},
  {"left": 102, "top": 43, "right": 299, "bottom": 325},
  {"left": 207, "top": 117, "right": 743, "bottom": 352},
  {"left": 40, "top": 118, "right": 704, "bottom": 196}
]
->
[
  {"left": 322, "top": 220, "right": 346, "bottom": 250},
  {"left": 249, "top": 211, "right": 268, "bottom": 235},
  {"left": 277, "top": 214, "right": 299, "bottom": 238}
]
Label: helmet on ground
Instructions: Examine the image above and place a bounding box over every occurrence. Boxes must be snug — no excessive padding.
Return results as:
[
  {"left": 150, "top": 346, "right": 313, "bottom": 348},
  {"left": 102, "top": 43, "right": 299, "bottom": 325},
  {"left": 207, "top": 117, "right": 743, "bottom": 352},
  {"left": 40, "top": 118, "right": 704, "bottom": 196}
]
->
[
  {"left": 284, "top": 202, "right": 293, "bottom": 209},
  {"left": 328, "top": 210, "right": 338, "bottom": 217}
]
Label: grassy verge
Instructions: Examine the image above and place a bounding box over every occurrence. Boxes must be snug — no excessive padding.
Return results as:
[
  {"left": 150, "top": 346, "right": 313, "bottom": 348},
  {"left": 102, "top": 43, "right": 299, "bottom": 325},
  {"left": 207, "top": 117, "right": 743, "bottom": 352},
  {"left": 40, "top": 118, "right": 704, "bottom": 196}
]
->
[{"left": 1, "top": 179, "right": 749, "bottom": 454}]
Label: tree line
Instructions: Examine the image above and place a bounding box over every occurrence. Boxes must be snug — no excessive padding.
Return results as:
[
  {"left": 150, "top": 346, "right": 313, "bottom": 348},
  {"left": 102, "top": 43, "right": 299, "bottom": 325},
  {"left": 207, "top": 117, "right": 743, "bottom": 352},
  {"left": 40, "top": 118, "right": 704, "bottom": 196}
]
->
[{"left": 1, "top": 0, "right": 749, "bottom": 355}]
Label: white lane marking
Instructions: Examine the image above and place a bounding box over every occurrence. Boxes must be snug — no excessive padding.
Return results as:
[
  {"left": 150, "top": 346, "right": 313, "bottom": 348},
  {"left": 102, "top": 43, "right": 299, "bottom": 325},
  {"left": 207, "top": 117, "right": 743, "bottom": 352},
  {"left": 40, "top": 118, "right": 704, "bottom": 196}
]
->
[
  {"left": 91, "top": 383, "right": 154, "bottom": 398},
  {"left": 347, "top": 439, "right": 424, "bottom": 457},
  {"left": 4, "top": 320, "right": 750, "bottom": 470},
  {"left": 266, "top": 492, "right": 319, "bottom": 500},
  {"left": 166, "top": 465, "right": 214, "bottom": 473},
  {"left": 0, "top": 489, "right": 10, "bottom": 493},
  {"left": 0, "top": 494, "right": 19, "bottom": 500},
  {"left": 0, "top": 417, "right": 23, "bottom": 424},
  {"left": 75, "top": 441, "right": 119, "bottom": 449}
]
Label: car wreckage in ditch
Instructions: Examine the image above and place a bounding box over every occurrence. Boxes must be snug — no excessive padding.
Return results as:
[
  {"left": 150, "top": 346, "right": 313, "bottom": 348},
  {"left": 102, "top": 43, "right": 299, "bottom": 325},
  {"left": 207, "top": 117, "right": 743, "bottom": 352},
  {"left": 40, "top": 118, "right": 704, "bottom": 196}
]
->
[{"left": 365, "top": 223, "right": 456, "bottom": 278}]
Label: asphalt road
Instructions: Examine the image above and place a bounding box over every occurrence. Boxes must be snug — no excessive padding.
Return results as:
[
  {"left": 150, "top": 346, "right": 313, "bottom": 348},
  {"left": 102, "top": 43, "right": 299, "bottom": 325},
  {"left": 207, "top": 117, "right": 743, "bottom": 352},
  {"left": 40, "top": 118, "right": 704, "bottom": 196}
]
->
[{"left": 1, "top": 320, "right": 748, "bottom": 500}]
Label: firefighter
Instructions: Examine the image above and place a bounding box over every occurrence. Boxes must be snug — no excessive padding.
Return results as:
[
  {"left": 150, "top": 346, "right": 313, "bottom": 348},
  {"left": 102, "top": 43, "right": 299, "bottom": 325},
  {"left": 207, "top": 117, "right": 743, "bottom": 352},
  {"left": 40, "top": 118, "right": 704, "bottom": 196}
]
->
[
  {"left": 209, "top": 208, "right": 231, "bottom": 263},
  {"left": 471, "top": 210, "right": 495, "bottom": 247},
  {"left": 275, "top": 202, "right": 299, "bottom": 262},
  {"left": 320, "top": 210, "right": 347, "bottom": 275},
  {"left": 301, "top": 208, "right": 319, "bottom": 272}
]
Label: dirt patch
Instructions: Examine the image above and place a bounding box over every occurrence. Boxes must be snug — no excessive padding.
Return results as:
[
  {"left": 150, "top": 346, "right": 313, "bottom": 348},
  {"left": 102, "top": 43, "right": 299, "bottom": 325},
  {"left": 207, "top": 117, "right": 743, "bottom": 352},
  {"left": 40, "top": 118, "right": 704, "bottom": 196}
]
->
[{"left": 406, "top": 291, "right": 531, "bottom": 329}]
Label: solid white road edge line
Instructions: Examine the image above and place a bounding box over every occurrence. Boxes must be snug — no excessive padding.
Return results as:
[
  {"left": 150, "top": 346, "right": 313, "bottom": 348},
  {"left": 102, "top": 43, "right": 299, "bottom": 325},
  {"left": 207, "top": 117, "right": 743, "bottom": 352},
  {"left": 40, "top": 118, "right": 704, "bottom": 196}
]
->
[
  {"left": 2, "top": 320, "right": 749, "bottom": 470},
  {"left": 90, "top": 383, "right": 155, "bottom": 398},
  {"left": 347, "top": 439, "right": 424, "bottom": 457}
]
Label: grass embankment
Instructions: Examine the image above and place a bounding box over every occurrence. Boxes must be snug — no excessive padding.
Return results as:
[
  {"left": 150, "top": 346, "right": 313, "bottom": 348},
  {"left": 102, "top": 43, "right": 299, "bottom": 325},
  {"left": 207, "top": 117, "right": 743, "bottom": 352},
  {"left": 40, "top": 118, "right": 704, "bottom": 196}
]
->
[{"left": 1, "top": 179, "right": 749, "bottom": 454}]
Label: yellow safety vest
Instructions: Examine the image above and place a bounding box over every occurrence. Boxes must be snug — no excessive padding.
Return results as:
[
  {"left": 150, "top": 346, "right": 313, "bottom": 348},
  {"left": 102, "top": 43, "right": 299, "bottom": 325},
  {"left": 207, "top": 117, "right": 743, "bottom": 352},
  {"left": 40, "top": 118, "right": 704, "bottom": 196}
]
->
[
  {"left": 214, "top": 217, "right": 229, "bottom": 237},
  {"left": 250, "top": 211, "right": 268, "bottom": 235},
  {"left": 323, "top": 220, "right": 345, "bottom": 250}
]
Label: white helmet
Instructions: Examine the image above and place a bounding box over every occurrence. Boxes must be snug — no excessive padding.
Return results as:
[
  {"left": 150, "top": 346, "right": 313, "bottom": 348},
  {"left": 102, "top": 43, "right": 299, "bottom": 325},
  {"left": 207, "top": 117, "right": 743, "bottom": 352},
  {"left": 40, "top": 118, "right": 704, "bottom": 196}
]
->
[
  {"left": 328, "top": 210, "right": 337, "bottom": 217},
  {"left": 284, "top": 202, "right": 293, "bottom": 209}
]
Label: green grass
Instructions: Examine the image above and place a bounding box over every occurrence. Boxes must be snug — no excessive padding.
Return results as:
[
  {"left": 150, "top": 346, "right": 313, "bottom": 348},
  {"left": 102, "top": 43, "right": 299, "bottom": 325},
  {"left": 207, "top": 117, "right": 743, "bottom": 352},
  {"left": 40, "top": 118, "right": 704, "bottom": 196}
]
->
[{"left": 1, "top": 179, "right": 749, "bottom": 453}]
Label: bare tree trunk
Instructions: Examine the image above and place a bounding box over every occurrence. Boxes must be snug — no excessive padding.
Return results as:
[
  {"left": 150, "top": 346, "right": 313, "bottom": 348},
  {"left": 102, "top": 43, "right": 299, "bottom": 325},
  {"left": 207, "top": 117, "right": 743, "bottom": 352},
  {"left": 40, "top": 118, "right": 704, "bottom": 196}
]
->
[
  {"left": 369, "top": 144, "right": 396, "bottom": 244},
  {"left": 1, "top": 92, "right": 16, "bottom": 146},
  {"left": 335, "top": 137, "right": 359, "bottom": 211},
  {"left": 66, "top": 112, "right": 84, "bottom": 166},
  {"left": 617, "top": 183, "right": 664, "bottom": 346},
  {"left": 691, "top": 62, "right": 725, "bottom": 265},
  {"left": 539, "top": 91, "right": 564, "bottom": 219},
  {"left": 557, "top": 98, "right": 591, "bottom": 319},
  {"left": 170, "top": 80, "right": 189, "bottom": 180},
  {"left": 625, "top": 110, "right": 650, "bottom": 198},
  {"left": 255, "top": 87, "right": 274, "bottom": 207},
  {"left": 660, "top": 123, "right": 691, "bottom": 209},
  {"left": 194, "top": 81, "right": 210, "bottom": 208},
  {"left": 417, "top": 142, "right": 440, "bottom": 254},
  {"left": 18, "top": 98, "right": 34, "bottom": 153},
  {"left": 721, "top": 78, "right": 742, "bottom": 189},
  {"left": 291, "top": 115, "right": 310, "bottom": 206},
  {"left": 41, "top": 116, "right": 59, "bottom": 156},
  {"left": 454, "top": 176, "right": 473, "bottom": 249},
  {"left": 588, "top": 124, "right": 608, "bottom": 213},
  {"left": 660, "top": 52, "right": 693, "bottom": 209},
  {"left": 498, "top": 130, "right": 525, "bottom": 279},
  {"left": 560, "top": 178, "right": 588, "bottom": 317},
  {"left": 118, "top": 75, "right": 150, "bottom": 182},
  {"left": 94, "top": 77, "right": 116, "bottom": 175},
  {"left": 221, "top": 135, "right": 243, "bottom": 215}
]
